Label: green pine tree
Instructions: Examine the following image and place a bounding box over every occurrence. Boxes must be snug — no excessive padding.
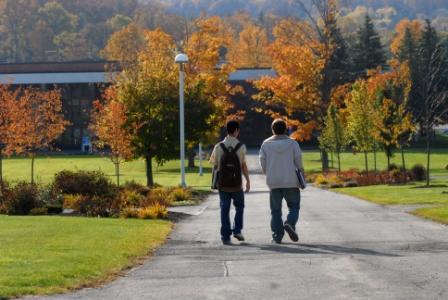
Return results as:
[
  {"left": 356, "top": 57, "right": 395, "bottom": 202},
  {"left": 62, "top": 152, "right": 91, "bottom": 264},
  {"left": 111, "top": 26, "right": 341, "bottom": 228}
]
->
[{"left": 352, "top": 14, "right": 386, "bottom": 73}]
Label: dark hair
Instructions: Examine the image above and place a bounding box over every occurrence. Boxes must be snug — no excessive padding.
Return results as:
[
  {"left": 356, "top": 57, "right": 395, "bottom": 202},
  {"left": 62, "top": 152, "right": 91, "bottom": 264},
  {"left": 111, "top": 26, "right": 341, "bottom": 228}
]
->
[
  {"left": 272, "top": 119, "right": 287, "bottom": 135},
  {"left": 226, "top": 120, "right": 240, "bottom": 134}
]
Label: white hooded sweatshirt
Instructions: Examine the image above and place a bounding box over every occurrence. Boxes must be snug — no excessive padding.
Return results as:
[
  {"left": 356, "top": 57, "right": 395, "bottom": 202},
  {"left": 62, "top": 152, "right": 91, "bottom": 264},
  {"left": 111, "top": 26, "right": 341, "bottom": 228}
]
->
[{"left": 259, "top": 135, "right": 304, "bottom": 189}]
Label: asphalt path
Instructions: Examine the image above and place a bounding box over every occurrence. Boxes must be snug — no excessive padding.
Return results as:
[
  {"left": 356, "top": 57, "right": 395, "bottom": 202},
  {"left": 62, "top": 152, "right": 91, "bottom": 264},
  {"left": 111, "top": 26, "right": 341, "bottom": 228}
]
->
[{"left": 30, "top": 154, "right": 448, "bottom": 300}]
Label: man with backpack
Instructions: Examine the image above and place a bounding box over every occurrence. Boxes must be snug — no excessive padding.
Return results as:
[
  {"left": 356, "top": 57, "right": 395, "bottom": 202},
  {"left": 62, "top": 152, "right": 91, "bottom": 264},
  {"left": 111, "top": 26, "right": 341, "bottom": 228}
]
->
[
  {"left": 259, "top": 119, "right": 304, "bottom": 244},
  {"left": 210, "top": 120, "right": 250, "bottom": 245}
]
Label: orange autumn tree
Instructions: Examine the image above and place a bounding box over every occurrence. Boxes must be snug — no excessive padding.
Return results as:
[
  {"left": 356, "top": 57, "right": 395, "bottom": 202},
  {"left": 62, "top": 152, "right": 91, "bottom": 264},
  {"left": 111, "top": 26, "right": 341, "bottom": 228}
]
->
[
  {"left": 390, "top": 19, "right": 423, "bottom": 58},
  {"left": 0, "top": 85, "right": 19, "bottom": 194},
  {"left": 229, "top": 24, "right": 271, "bottom": 68},
  {"left": 184, "top": 16, "right": 239, "bottom": 167},
  {"left": 91, "top": 87, "right": 133, "bottom": 186},
  {"left": 7, "top": 87, "right": 68, "bottom": 184},
  {"left": 255, "top": 1, "right": 350, "bottom": 171},
  {"left": 255, "top": 18, "right": 326, "bottom": 142}
]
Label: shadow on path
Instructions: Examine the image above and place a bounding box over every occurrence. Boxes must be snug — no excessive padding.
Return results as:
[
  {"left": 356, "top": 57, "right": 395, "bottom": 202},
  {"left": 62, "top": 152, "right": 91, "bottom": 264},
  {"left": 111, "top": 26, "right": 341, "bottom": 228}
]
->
[{"left": 237, "top": 242, "right": 399, "bottom": 257}]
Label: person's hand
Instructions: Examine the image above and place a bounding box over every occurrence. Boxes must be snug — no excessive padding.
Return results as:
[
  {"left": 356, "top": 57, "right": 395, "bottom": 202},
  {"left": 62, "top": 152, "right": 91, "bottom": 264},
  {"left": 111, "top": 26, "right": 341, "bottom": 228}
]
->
[{"left": 245, "top": 180, "right": 251, "bottom": 193}]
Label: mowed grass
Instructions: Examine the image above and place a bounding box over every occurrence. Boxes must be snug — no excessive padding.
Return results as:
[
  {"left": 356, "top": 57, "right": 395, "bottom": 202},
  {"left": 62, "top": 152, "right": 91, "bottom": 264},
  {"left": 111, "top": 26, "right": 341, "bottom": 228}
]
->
[
  {"left": 335, "top": 181, "right": 448, "bottom": 206},
  {"left": 2, "top": 148, "right": 446, "bottom": 188},
  {"left": 2, "top": 156, "right": 212, "bottom": 190},
  {"left": 0, "top": 216, "right": 171, "bottom": 299},
  {"left": 412, "top": 206, "right": 448, "bottom": 225}
]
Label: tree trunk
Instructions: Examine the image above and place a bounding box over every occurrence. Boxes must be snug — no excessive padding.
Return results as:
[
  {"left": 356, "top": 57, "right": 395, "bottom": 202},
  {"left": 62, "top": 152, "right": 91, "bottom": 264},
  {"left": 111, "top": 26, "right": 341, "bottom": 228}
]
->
[
  {"left": 426, "top": 134, "right": 431, "bottom": 187},
  {"left": 331, "top": 152, "right": 334, "bottom": 169},
  {"left": 401, "top": 148, "right": 407, "bottom": 184},
  {"left": 387, "top": 154, "right": 391, "bottom": 171},
  {"left": 145, "top": 154, "right": 154, "bottom": 187},
  {"left": 31, "top": 154, "right": 35, "bottom": 184},
  {"left": 0, "top": 150, "right": 3, "bottom": 196},
  {"left": 188, "top": 148, "right": 196, "bottom": 168},
  {"left": 115, "top": 162, "right": 120, "bottom": 186},
  {"left": 337, "top": 151, "right": 341, "bottom": 174},
  {"left": 373, "top": 147, "right": 377, "bottom": 173},
  {"left": 321, "top": 150, "right": 329, "bottom": 172},
  {"left": 364, "top": 151, "right": 369, "bottom": 177}
]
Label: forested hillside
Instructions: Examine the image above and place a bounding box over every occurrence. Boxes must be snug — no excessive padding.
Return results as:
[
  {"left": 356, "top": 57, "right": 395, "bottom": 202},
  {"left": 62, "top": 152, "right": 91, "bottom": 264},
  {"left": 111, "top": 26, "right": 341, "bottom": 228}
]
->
[
  {"left": 0, "top": 0, "right": 447, "bottom": 63},
  {"left": 163, "top": 0, "right": 448, "bottom": 20}
]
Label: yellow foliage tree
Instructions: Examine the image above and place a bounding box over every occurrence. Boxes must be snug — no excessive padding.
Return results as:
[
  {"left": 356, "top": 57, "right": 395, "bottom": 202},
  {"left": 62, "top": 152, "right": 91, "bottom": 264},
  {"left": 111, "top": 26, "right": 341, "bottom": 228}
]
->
[
  {"left": 101, "top": 23, "right": 146, "bottom": 75},
  {"left": 228, "top": 24, "right": 271, "bottom": 68},
  {"left": 367, "top": 64, "right": 415, "bottom": 170}
]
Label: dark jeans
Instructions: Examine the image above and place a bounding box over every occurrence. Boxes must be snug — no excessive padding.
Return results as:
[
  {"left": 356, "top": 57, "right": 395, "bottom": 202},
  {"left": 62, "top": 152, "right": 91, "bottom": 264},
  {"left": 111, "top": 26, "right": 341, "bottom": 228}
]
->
[
  {"left": 219, "top": 190, "right": 245, "bottom": 241},
  {"left": 270, "top": 188, "right": 301, "bottom": 242}
]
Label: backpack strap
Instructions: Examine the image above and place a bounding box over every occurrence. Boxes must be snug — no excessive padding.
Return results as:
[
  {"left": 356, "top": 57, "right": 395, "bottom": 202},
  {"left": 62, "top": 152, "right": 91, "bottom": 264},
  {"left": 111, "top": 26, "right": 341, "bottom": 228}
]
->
[
  {"left": 220, "top": 142, "right": 243, "bottom": 153},
  {"left": 233, "top": 143, "right": 243, "bottom": 153},
  {"left": 219, "top": 143, "right": 228, "bottom": 153}
]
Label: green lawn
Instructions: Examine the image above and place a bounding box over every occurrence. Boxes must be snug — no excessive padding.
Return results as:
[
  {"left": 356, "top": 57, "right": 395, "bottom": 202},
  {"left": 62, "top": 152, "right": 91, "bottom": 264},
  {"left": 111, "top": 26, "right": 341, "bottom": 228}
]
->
[
  {"left": 335, "top": 181, "right": 448, "bottom": 206},
  {"left": 2, "top": 148, "right": 446, "bottom": 189},
  {"left": 2, "top": 156, "right": 212, "bottom": 190},
  {"left": 412, "top": 206, "right": 448, "bottom": 225},
  {"left": 0, "top": 216, "right": 171, "bottom": 299}
]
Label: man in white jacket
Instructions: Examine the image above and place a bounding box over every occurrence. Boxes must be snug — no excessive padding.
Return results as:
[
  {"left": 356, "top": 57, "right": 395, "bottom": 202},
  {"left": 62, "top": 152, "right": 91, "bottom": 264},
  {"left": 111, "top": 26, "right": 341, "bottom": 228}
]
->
[{"left": 259, "top": 119, "right": 304, "bottom": 244}]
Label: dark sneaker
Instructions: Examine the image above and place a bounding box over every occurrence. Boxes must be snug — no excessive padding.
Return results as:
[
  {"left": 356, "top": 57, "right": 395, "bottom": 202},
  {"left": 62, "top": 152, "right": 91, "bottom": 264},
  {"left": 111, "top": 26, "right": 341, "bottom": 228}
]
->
[
  {"left": 284, "top": 223, "right": 299, "bottom": 242},
  {"left": 233, "top": 233, "right": 245, "bottom": 241},
  {"left": 271, "top": 239, "right": 282, "bottom": 244},
  {"left": 222, "top": 239, "right": 232, "bottom": 245}
]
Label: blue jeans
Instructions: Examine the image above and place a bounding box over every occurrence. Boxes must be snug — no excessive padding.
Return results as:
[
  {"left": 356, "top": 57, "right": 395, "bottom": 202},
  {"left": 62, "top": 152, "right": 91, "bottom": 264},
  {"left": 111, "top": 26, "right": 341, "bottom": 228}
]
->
[
  {"left": 270, "top": 188, "right": 301, "bottom": 242},
  {"left": 219, "top": 190, "right": 245, "bottom": 241}
]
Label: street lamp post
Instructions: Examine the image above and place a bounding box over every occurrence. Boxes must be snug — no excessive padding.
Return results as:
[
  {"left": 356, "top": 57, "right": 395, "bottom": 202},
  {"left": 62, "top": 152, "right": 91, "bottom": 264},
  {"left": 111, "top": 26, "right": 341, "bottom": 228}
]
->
[{"left": 175, "top": 53, "right": 188, "bottom": 188}]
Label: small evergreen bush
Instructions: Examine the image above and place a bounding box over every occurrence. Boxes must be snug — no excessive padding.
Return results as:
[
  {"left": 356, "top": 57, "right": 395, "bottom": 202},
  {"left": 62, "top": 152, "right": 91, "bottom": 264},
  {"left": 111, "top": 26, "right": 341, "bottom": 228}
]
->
[{"left": 410, "top": 164, "right": 427, "bottom": 181}]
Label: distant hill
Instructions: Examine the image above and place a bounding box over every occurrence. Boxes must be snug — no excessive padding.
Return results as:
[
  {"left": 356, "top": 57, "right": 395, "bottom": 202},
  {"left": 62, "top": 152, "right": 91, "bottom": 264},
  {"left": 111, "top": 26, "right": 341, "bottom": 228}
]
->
[{"left": 159, "top": 0, "right": 448, "bottom": 21}]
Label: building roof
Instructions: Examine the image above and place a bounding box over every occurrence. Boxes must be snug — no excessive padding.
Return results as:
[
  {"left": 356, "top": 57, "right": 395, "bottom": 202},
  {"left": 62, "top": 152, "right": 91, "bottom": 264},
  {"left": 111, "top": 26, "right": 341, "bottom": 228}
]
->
[{"left": 0, "top": 62, "right": 275, "bottom": 85}]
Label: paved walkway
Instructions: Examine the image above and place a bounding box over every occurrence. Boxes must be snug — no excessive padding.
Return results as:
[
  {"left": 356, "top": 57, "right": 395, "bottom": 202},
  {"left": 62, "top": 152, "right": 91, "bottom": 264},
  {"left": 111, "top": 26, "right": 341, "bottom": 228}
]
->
[{"left": 31, "top": 155, "right": 448, "bottom": 300}]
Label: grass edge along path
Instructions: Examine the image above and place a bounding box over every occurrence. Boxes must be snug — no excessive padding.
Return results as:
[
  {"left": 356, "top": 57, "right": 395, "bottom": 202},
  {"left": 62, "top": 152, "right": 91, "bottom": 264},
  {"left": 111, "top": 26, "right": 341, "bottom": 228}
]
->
[
  {"left": 412, "top": 206, "right": 448, "bottom": 225},
  {"left": 331, "top": 182, "right": 448, "bottom": 224},
  {"left": 0, "top": 216, "right": 172, "bottom": 299}
]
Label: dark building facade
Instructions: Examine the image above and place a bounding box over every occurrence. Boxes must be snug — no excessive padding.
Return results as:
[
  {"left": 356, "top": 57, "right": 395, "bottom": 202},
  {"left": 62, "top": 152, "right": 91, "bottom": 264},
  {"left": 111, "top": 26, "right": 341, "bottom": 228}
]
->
[{"left": 0, "top": 62, "right": 275, "bottom": 149}]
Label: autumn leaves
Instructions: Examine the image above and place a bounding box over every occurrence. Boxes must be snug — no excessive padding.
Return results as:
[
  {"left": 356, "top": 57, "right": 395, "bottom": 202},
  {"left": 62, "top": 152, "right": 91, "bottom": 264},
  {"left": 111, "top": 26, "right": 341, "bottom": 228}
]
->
[{"left": 0, "top": 86, "right": 68, "bottom": 184}]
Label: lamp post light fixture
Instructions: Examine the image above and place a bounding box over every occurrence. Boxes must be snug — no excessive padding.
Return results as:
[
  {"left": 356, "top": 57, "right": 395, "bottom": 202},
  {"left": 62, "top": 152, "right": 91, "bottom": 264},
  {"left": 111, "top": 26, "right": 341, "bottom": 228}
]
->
[{"left": 175, "top": 53, "right": 188, "bottom": 188}]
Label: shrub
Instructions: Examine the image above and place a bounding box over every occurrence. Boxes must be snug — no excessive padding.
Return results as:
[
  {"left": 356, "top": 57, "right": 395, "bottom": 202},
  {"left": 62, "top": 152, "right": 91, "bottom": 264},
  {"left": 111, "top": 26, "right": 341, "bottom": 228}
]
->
[
  {"left": 388, "top": 163, "right": 400, "bottom": 171},
  {"left": 120, "top": 207, "right": 139, "bottom": 219},
  {"left": 122, "top": 180, "right": 150, "bottom": 196},
  {"left": 138, "top": 203, "right": 168, "bottom": 219},
  {"left": 169, "top": 187, "right": 192, "bottom": 202},
  {"left": 410, "top": 164, "right": 427, "bottom": 181},
  {"left": 54, "top": 170, "right": 115, "bottom": 197},
  {"left": 445, "top": 164, "right": 448, "bottom": 170},
  {"left": 63, "top": 194, "right": 82, "bottom": 209},
  {"left": 30, "top": 207, "right": 48, "bottom": 215},
  {"left": 2, "top": 182, "right": 40, "bottom": 215},
  {"left": 327, "top": 175, "right": 343, "bottom": 185},
  {"left": 118, "top": 189, "right": 145, "bottom": 208},
  {"left": 145, "top": 187, "right": 173, "bottom": 207},
  {"left": 65, "top": 194, "right": 116, "bottom": 217},
  {"left": 314, "top": 175, "right": 328, "bottom": 185},
  {"left": 37, "top": 184, "right": 64, "bottom": 214}
]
